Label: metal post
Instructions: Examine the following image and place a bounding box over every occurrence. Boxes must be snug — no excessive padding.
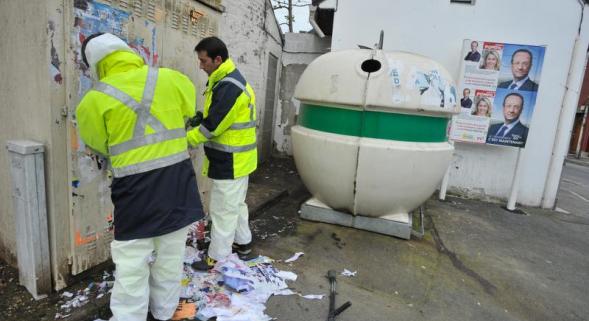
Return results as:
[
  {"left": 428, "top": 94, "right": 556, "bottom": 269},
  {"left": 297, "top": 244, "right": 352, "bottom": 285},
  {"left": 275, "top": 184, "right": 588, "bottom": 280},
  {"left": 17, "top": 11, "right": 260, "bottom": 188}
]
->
[
  {"left": 541, "top": 32, "right": 589, "bottom": 208},
  {"left": 439, "top": 141, "right": 454, "bottom": 200},
  {"left": 438, "top": 164, "right": 451, "bottom": 201},
  {"left": 576, "top": 105, "right": 588, "bottom": 158},
  {"left": 506, "top": 148, "right": 523, "bottom": 211}
]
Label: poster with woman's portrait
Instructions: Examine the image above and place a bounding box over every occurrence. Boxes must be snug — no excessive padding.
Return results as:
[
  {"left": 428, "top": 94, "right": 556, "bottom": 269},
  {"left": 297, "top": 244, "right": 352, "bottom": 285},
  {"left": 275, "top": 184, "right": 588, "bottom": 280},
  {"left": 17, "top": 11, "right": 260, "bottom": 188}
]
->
[{"left": 450, "top": 39, "right": 545, "bottom": 148}]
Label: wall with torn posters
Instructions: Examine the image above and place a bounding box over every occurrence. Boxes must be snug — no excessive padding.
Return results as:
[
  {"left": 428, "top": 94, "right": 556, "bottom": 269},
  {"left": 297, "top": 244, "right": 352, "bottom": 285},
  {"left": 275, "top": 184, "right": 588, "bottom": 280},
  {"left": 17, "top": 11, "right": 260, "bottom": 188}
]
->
[
  {"left": 324, "top": 0, "right": 589, "bottom": 207},
  {"left": 0, "top": 0, "right": 283, "bottom": 291},
  {"left": 64, "top": 0, "right": 222, "bottom": 285},
  {"left": 0, "top": 0, "right": 220, "bottom": 290}
]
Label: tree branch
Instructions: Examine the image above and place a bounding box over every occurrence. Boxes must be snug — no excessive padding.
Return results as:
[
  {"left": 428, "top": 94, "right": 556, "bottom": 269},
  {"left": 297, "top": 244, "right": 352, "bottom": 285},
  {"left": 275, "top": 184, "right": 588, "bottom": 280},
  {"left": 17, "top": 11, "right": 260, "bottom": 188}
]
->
[
  {"left": 273, "top": 0, "right": 310, "bottom": 9},
  {"left": 272, "top": 0, "right": 289, "bottom": 7}
]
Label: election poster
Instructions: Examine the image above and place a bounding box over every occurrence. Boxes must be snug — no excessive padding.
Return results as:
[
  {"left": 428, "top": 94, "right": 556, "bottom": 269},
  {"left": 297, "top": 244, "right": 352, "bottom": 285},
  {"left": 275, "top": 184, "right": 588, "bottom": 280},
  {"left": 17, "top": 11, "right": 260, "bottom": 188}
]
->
[{"left": 449, "top": 40, "right": 546, "bottom": 148}]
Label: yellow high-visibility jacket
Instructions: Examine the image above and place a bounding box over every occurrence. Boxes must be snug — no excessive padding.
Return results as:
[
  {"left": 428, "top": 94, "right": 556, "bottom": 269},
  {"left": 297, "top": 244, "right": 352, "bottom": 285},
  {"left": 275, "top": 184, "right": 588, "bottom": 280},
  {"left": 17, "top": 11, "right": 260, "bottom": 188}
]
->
[
  {"left": 187, "top": 58, "right": 257, "bottom": 179},
  {"left": 76, "top": 51, "right": 196, "bottom": 178},
  {"left": 76, "top": 49, "right": 203, "bottom": 241}
]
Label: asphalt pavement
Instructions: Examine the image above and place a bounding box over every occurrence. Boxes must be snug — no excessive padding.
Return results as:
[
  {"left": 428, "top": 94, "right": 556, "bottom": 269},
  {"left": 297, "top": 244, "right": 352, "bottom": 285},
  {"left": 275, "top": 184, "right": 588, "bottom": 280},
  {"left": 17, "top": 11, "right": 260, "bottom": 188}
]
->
[{"left": 2, "top": 157, "right": 588, "bottom": 321}]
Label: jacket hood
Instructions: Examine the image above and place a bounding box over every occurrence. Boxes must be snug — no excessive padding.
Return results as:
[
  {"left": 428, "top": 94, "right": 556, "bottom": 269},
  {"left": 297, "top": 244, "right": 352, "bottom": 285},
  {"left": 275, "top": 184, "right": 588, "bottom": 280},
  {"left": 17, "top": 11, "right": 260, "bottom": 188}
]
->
[
  {"left": 96, "top": 51, "right": 145, "bottom": 79},
  {"left": 83, "top": 33, "right": 139, "bottom": 79}
]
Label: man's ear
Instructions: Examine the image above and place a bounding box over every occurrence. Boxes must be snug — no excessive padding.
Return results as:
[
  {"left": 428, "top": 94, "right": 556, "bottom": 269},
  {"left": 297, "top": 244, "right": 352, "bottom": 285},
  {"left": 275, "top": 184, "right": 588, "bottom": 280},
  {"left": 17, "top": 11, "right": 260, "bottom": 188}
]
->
[{"left": 214, "top": 56, "right": 223, "bottom": 65}]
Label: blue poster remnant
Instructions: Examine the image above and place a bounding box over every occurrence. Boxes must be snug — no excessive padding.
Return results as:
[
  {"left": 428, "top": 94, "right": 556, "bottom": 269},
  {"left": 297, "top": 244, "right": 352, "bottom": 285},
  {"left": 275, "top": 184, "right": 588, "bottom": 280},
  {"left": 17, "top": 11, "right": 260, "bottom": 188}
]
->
[
  {"left": 72, "top": 1, "right": 131, "bottom": 98},
  {"left": 76, "top": 1, "right": 130, "bottom": 39},
  {"left": 71, "top": 0, "right": 159, "bottom": 154},
  {"left": 71, "top": 0, "right": 132, "bottom": 156}
]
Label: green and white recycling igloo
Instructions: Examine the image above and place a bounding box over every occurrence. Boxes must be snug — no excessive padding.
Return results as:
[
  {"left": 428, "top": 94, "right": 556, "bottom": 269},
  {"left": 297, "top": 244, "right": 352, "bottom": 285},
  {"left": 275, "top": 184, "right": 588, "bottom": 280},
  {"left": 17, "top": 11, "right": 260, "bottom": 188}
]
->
[{"left": 292, "top": 49, "right": 459, "bottom": 239}]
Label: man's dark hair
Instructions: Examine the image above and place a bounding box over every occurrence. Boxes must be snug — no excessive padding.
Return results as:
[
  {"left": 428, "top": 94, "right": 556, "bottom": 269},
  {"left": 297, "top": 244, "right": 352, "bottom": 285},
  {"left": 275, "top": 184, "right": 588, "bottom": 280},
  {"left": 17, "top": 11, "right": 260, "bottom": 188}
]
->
[
  {"left": 194, "top": 36, "right": 228, "bottom": 61},
  {"left": 503, "top": 92, "right": 524, "bottom": 107},
  {"left": 81, "top": 33, "right": 105, "bottom": 67},
  {"left": 511, "top": 48, "right": 533, "bottom": 64}
]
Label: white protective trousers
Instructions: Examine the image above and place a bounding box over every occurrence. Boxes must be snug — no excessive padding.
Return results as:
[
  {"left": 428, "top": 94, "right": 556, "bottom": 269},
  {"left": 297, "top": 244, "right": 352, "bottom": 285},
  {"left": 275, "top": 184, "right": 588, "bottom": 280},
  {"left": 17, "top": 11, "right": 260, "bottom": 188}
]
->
[
  {"left": 208, "top": 176, "right": 252, "bottom": 261},
  {"left": 109, "top": 226, "right": 190, "bottom": 321}
]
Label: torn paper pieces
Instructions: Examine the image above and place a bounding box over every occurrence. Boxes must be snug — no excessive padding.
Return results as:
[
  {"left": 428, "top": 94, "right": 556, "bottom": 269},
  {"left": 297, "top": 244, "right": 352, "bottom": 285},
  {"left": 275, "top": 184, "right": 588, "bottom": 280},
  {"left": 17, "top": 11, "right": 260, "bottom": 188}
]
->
[{"left": 284, "top": 252, "right": 304, "bottom": 263}]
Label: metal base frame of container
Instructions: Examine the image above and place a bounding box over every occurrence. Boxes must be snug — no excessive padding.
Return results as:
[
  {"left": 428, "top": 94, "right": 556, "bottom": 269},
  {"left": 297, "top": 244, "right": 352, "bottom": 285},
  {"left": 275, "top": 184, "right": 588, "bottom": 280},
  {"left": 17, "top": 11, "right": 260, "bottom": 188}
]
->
[{"left": 299, "top": 198, "right": 414, "bottom": 240}]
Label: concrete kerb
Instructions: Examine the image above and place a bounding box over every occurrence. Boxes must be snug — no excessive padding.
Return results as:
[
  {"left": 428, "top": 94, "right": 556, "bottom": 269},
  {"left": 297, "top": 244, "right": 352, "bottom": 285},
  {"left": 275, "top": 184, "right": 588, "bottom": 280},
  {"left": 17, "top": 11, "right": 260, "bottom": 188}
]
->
[
  {"left": 249, "top": 189, "right": 289, "bottom": 220},
  {"left": 566, "top": 157, "right": 589, "bottom": 167}
]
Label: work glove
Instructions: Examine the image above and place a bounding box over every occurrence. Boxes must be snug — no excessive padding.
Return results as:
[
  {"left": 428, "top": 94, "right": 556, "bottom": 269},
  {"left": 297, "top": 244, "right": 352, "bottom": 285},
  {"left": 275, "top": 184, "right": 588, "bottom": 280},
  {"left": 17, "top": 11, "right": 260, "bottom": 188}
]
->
[{"left": 186, "top": 111, "right": 204, "bottom": 129}]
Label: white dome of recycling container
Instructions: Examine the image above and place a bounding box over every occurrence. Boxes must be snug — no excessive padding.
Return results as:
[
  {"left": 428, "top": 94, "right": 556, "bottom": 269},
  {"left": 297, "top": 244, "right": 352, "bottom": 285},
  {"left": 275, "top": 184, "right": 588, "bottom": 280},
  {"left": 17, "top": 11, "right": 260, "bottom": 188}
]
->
[{"left": 292, "top": 49, "right": 459, "bottom": 220}]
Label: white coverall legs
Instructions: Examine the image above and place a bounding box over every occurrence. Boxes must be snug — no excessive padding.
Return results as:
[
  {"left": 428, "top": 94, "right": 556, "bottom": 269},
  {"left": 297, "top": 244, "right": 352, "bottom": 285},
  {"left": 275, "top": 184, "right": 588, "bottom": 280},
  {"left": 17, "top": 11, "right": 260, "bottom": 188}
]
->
[
  {"left": 109, "top": 226, "right": 190, "bottom": 321},
  {"left": 208, "top": 176, "right": 252, "bottom": 261}
]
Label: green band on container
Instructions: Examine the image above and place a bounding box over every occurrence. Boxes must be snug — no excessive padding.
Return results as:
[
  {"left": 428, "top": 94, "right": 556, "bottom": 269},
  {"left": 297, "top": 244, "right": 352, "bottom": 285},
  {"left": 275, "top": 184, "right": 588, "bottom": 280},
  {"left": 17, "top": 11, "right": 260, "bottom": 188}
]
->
[{"left": 298, "top": 104, "right": 449, "bottom": 142}]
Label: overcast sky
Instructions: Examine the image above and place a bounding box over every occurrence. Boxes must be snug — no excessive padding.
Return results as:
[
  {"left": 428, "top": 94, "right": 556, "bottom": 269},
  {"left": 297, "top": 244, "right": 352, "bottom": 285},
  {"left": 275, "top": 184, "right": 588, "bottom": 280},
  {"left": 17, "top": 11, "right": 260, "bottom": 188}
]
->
[{"left": 271, "top": 0, "right": 313, "bottom": 33}]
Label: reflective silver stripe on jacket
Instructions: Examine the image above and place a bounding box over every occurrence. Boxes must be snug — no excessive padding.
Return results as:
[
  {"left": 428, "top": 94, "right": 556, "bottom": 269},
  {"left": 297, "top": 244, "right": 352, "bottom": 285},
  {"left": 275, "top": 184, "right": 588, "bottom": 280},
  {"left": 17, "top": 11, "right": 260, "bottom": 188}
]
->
[
  {"left": 111, "top": 151, "right": 190, "bottom": 178},
  {"left": 93, "top": 67, "right": 188, "bottom": 177},
  {"left": 108, "top": 128, "right": 186, "bottom": 156},
  {"left": 216, "top": 77, "right": 255, "bottom": 122},
  {"left": 204, "top": 141, "right": 257, "bottom": 153},
  {"left": 94, "top": 69, "right": 167, "bottom": 137},
  {"left": 94, "top": 67, "right": 187, "bottom": 156},
  {"left": 134, "top": 67, "right": 162, "bottom": 137},
  {"left": 229, "top": 120, "right": 256, "bottom": 129},
  {"left": 203, "top": 77, "right": 257, "bottom": 154},
  {"left": 199, "top": 125, "right": 213, "bottom": 139}
]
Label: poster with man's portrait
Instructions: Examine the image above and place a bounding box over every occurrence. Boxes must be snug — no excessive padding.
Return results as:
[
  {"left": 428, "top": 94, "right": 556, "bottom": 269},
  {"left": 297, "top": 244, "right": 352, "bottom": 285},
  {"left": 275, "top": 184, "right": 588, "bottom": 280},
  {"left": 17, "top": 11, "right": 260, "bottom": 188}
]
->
[
  {"left": 485, "top": 89, "right": 536, "bottom": 148},
  {"left": 497, "top": 45, "right": 545, "bottom": 93},
  {"left": 449, "top": 39, "right": 546, "bottom": 148}
]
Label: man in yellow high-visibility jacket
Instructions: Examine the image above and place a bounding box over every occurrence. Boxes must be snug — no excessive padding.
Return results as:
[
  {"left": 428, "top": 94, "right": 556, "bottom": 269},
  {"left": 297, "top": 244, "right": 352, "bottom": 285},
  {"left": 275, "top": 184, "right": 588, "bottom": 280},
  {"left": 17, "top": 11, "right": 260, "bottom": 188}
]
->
[
  {"left": 76, "top": 33, "right": 203, "bottom": 321},
  {"left": 187, "top": 37, "right": 257, "bottom": 270}
]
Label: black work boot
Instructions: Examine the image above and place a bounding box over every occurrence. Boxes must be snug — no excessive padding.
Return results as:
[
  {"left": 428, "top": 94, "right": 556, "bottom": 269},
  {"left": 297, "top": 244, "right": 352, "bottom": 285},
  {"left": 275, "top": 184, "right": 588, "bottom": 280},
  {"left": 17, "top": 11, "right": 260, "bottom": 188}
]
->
[
  {"left": 191, "top": 255, "right": 217, "bottom": 271},
  {"left": 232, "top": 242, "right": 254, "bottom": 260}
]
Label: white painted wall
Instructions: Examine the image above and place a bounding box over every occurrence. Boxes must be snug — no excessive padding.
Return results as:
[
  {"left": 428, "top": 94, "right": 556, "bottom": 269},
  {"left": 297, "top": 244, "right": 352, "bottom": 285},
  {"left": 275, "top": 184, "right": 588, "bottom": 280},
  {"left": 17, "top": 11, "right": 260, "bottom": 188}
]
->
[
  {"left": 0, "top": 0, "right": 51, "bottom": 266},
  {"left": 329, "top": 0, "right": 589, "bottom": 207},
  {"left": 274, "top": 33, "right": 331, "bottom": 154}
]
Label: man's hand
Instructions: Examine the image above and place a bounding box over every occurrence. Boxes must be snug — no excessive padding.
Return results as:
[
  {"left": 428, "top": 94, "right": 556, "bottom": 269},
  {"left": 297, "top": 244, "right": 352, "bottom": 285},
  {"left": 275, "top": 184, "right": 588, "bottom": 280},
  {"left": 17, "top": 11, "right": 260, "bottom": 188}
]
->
[{"left": 186, "top": 111, "right": 204, "bottom": 129}]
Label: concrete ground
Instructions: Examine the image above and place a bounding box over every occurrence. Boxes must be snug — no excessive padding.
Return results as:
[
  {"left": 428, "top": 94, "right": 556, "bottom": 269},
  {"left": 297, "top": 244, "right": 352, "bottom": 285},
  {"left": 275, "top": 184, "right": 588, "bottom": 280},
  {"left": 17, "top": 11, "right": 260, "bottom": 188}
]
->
[
  {"left": 252, "top": 159, "right": 589, "bottom": 321},
  {"left": 1, "top": 157, "right": 588, "bottom": 321},
  {"left": 257, "top": 197, "right": 589, "bottom": 321}
]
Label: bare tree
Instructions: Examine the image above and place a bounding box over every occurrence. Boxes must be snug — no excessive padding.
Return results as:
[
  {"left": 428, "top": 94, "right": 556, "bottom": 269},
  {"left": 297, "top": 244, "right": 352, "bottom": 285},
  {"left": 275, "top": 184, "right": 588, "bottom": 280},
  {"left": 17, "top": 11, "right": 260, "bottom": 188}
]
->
[{"left": 272, "top": 0, "right": 311, "bottom": 32}]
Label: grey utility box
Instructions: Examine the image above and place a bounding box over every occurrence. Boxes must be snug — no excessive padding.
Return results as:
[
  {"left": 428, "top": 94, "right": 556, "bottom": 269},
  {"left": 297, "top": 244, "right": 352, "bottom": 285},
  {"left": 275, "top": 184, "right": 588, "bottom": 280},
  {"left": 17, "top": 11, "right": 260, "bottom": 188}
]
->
[{"left": 6, "top": 140, "right": 51, "bottom": 299}]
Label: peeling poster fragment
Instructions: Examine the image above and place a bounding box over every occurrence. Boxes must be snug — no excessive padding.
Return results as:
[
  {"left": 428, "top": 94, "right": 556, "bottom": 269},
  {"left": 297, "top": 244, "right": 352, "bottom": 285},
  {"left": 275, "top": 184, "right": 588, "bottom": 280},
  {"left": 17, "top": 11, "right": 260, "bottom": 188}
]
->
[
  {"left": 48, "top": 20, "right": 63, "bottom": 84},
  {"left": 72, "top": 0, "right": 131, "bottom": 97}
]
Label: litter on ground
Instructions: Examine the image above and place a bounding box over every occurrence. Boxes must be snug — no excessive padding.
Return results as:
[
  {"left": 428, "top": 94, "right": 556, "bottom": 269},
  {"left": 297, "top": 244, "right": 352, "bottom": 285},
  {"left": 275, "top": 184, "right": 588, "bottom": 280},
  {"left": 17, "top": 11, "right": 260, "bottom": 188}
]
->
[
  {"left": 341, "top": 269, "right": 357, "bottom": 277},
  {"left": 180, "top": 251, "right": 304, "bottom": 321},
  {"left": 55, "top": 222, "right": 307, "bottom": 321},
  {"left": 300, "top": 294, "right": 325, "bottom": 300},
  {"left": 55, "top": 273, "right": 115, "bottom": 319},
  {"left": 284, "top": 252, "right": 304, "bottom": 263}
]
